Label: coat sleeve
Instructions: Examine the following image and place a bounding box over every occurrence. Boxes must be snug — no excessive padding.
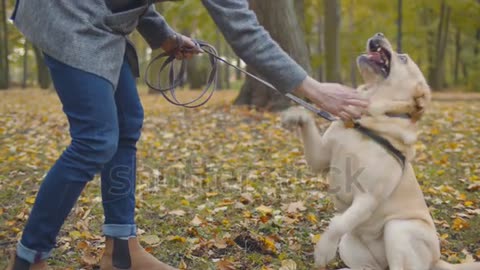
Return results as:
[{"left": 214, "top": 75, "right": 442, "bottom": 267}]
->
[
  {"left": 201, "top": 0, "right": 307, "bottom": 93},
  {"left": 137, "top": 5, "right": 176, "bottom": 49}
]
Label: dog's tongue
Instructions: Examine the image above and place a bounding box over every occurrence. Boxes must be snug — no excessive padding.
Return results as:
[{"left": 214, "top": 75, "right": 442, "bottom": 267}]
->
[{"left": 368, "top": 52, "right": 383, "bottom": 63}]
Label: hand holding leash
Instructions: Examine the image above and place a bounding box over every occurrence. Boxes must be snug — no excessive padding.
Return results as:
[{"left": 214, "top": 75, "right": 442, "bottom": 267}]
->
[{"left": 161, "top": 34, "right": 202, "bottom": 60}]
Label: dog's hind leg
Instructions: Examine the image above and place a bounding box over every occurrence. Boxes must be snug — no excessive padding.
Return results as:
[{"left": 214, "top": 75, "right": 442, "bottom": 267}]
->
[
  {"left": 384, "top": 219, "right": 439, "bottom": 270},
  {"left": 339, "top": 234, "right": 387, "bottom": 270}
]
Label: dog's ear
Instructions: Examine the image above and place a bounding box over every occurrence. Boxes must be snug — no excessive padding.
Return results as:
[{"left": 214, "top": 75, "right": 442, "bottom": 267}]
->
[{"left": 411, "top": 82, "right": 431, "bottom": 122}]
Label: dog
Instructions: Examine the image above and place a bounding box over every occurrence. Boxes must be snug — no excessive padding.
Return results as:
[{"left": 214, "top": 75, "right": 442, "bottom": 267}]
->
[{"left": 282, "top": 33, "right": 480, "bottom": 270}]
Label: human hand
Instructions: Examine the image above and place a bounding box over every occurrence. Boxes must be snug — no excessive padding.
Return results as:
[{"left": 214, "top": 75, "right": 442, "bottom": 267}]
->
[
  {"left": 161, "top": 34, "right": 202, "bottom": 60},
  {"left": 294, "top": 76, "right": 369, "bottom": 121}
]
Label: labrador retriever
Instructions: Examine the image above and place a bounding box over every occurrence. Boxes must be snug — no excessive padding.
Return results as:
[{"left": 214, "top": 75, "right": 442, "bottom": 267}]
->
[{"left": 282, "top": 33, "right": 480, "bottom": 270}]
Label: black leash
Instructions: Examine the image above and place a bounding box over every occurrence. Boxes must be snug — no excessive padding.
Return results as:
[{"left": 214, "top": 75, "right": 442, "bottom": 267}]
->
[
  {"left": 145, "top": 38, "right": 336, "bottom": 120},
  {"left": 145, "top": 38, "right": 405, "bottom": 167}
]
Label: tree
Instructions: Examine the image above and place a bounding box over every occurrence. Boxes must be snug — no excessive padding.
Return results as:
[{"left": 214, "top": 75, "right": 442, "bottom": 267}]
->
[
  {"left": 397, "top": 0, "right": 403, "bottom": 52},
  {"left": 428, "top": 0, "right": 451, "bottom": 90},
  {"left": 234, "top": 0, "right": 312, "bottom": 111},
  {"left": 0, "top": 0, "right": 9, "bottom": 89},
  {"left": 33, "top": 46, "right": 51, "bottom": 89},
  {"left": 324, "top": 0, "right": 341, "bottom": 83}
]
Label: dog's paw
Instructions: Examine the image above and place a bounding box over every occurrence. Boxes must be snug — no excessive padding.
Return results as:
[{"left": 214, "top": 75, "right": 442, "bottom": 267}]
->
[
  {"left": 281, "top": 106, "right": 313, "bottom": 130},
  {"left": 314, "top": 233, "right": 339, "bottom": 268}
]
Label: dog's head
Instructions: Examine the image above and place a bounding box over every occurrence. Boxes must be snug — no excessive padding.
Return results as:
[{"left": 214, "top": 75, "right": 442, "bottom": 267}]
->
[{"left": 357, "top": 33, "right": 427, "bottom": 90}]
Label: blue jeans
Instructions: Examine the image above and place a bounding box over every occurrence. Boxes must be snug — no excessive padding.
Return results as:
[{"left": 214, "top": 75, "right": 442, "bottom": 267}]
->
[{"left": 17, "top": 54, "right": 144, "bottom": 263}]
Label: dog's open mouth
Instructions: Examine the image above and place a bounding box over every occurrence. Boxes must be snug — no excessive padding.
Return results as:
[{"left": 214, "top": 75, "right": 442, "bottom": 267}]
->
[{"left": 367, "top": 40, "right": 392, "bottom": 77}]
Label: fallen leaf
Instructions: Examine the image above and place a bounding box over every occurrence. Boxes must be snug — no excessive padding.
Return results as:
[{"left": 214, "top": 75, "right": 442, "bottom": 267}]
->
[
  {"left": 141, "top": 235, "right": 160, "bottom": 245},
  {"left": 279, "top": 259, "right": 297, "bottom": 270},
  {"left": 190, "top": 215, "right": 204, "bottom": 226},
  {"left": 255, "top": 205, "right": 273, "bottom": 215},
  {"left": 169, "top": 209, "right": 186, "bottom": 217},
  {"left": 217, "top": 259, "right": 236, "bottom": 270},
  {"left": 284, "top": 201, "right": 306, "bottom": 214}
]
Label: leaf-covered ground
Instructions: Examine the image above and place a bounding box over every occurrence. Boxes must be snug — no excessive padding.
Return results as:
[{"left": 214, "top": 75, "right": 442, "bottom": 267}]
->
[{"left": 0, "top": 89, "right": 479, "bottom": 269}]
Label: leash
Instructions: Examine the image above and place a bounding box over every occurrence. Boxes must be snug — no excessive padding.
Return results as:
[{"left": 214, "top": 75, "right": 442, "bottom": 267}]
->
[
  {"left": 145, "top": 37, "right": 336, "bottom": 120},
  {"left": 144, "top": 37, "right": 405, "bottom": 167}
]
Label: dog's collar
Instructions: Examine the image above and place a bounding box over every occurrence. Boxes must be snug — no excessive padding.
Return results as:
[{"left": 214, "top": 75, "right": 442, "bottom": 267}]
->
[{"left": 353, "top": 123, "right": 406, "bottom": 168}]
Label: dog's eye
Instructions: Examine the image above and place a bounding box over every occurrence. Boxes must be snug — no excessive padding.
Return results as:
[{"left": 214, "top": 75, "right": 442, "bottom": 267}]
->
[{"left": 398, "top": 54, "right": 408, "bottom": 64}]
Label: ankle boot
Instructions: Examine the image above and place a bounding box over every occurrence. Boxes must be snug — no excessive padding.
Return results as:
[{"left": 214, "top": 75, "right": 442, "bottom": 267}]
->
[
  {"left": 100, "top": 237, "right": 178, "bottom": 270},
  {"left": 5, "top": 251, "right": 48, "bottom": 270}
]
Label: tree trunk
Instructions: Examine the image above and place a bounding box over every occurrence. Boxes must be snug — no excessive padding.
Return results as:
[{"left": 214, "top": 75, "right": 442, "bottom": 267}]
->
[
  {"left": 223, "top": 43, "right": 231, "bottom": 90},
  {"left": 348, "top": 0, "right": 357, "bottom": 88},
  {"left": 324, "top": 0, "right": 341, "bottom": 83},
  {"left": 33, "top": 46, "right": 51, "bottom": 89},
  {"left": 397, "top": 0, "right": 403, "bottom": 52},
  {"left": 428, "top": 0, "right": 450, "bottom": 90},
  {"left": 0, "top": 0, "right": 9, "bottom": 89},
  {"left": 234, "top": 0, "right": 311, "bottom": 111},
  {"left": 317, "top": 16, "right": 325, "bottom": 82},
  {"left": 295, "top": 0, "right": 306, "bottom": 32},
  {"left": 453, "top": 29, "right": 461, "bottom": 84},
  {"left": 215, "top": 29, "right": 224, "bottom": 90},
  {"left": 22, "top": 42, "right": 28, "bottom": 89},
  {"left": 235, "top": 57, "right": 242, "bottom": 81}
]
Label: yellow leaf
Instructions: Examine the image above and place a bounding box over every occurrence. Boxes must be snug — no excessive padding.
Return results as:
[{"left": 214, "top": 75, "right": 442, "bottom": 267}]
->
[
  {"left": 262, "top": 236, "right": 276, "bottom": 253},
  {"left": 69, "top": 231, "right": 81, "bottom": 240},
  {"left": 255, "top": 205, "right": 273, "bottom": 215},
  {"left": 167, "top": 235, "right": 186, "bottom": 243},
  {"left": 307, "top": 213, "right": 318, "bottom": 224},
  {"left": 312, "top": 234, "right": 322, "bottom": 244},
  {"left": 452, "top": 217, "right": 469, "bottom": 231},
  {"left": 25, "top": 196, "right": 36, "bottom": 205},
  {"left": 464, "top": 201, "right": 474, "bottom": 207}
]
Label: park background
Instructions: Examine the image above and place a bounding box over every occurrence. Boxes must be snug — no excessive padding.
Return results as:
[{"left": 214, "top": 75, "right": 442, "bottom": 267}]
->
[{"left": 1, "top": 0, "right": 480, "bottom": 269}]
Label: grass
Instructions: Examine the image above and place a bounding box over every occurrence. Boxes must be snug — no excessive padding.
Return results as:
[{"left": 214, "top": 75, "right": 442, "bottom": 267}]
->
[{"left": 0, "top": 88, "right": 479, "bottom": 269}]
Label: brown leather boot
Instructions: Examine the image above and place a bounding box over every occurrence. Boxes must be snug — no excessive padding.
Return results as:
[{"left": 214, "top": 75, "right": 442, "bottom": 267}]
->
[
  {"left": 100, "top": 237, "right": 178, "bottom": 270},
  {"left": 5, "top": 251, "right": 48, "bottom": 270}
]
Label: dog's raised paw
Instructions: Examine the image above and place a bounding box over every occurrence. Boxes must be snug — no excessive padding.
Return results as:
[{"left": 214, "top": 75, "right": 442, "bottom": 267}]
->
[{"left": 281, "top": 106, "right": 312, "bottom": 130}]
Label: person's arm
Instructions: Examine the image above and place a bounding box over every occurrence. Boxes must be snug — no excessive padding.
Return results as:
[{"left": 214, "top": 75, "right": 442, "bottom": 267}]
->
[
  {"left": 201, "top": 0, "right": 368, "bottom": 119},
  {"left": 136, "top": 5, "right": 200, "bottom": 58},
  {"left": 136, "top": 5, "right": 176, "bottom": 50},
  {"left": 200, "top": 0, "right": 306, "bottom": 94}
]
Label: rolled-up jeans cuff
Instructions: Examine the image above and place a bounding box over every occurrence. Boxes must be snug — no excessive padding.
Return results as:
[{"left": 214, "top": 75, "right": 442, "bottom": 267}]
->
[
  {"left": 16, "top": 241, "right": 51, "bottom": 263},
  {"left": 103, "top": 224, "right": 137, "bottom": 238}
]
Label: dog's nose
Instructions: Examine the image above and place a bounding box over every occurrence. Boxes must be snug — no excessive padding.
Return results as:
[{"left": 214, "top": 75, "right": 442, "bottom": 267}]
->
[{"left": 375, "top": 32, "right": 385, "bottom": 38}]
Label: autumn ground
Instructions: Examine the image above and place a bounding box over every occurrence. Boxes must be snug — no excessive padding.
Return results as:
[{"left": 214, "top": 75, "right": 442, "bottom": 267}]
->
[{"left": 0, "top": 89, "right": 479, "bottom": 269}]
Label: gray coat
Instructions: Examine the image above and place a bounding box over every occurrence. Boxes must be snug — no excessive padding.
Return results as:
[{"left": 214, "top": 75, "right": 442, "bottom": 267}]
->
[{"left": 12, "top": 0, "right": 307, "bottom": 92}]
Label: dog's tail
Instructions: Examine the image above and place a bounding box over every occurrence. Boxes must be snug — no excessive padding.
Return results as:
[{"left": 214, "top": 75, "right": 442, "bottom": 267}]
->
[{"left": 432, "top": 260, "right": 480, "bottom": 270}]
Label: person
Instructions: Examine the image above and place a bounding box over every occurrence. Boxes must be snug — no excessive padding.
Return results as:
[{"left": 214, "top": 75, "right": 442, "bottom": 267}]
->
[{"left": 6, "top": 0, "right": 368, "bottom": 269}]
